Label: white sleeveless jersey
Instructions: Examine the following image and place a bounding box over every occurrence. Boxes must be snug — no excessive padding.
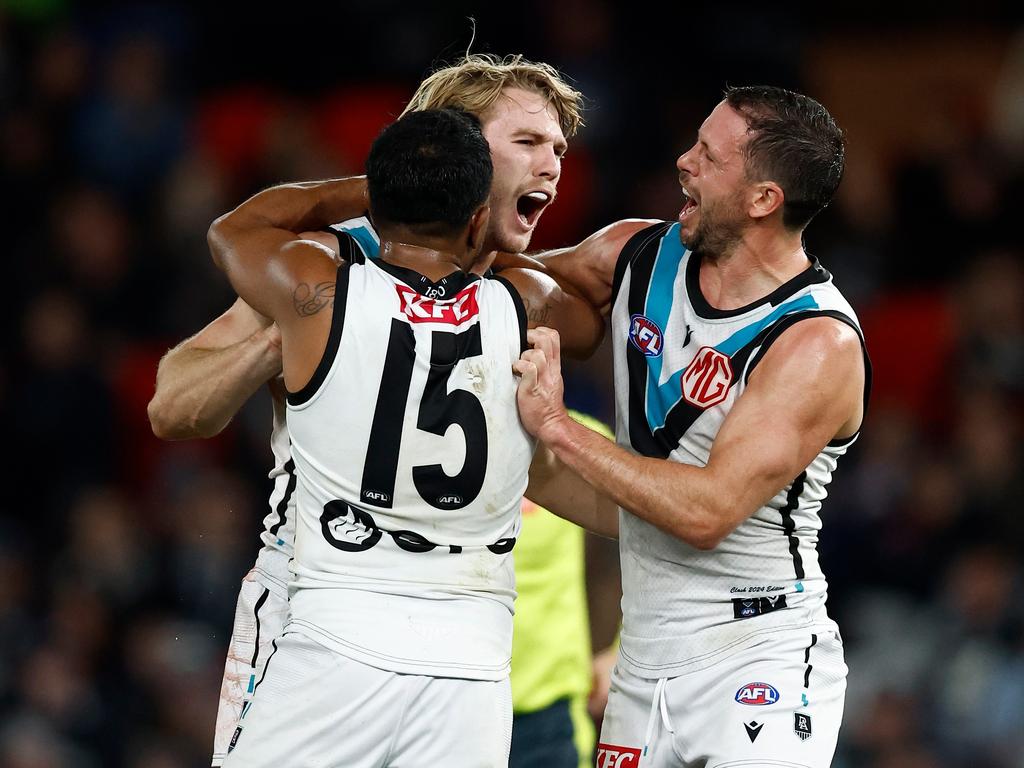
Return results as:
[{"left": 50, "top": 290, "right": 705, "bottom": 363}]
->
[
  {"left": 285, "top": 241, "right": 533, "bottom": 680},
  {"left": 257, "top": 218, "right": 381, "bottom": 561},
  {"left": 611, "top": 222, "right": 870, "bottom": 678}
]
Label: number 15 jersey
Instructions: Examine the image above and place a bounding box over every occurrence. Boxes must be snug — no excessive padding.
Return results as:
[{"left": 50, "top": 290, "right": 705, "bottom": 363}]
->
[{"left": 286, "top": 241, "right": 533, "bottom": 681}]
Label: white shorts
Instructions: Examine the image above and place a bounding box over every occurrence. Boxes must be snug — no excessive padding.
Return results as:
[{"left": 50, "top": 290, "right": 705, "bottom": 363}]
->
[
  {"left": 222, "top": 631, "right": 513, "bottom": 768},
  {"left": 598, "top": 629, "right": 846, "bottom": 768},
  {"left": 211, "top": 560, "right": 291, "bottom": 767}
]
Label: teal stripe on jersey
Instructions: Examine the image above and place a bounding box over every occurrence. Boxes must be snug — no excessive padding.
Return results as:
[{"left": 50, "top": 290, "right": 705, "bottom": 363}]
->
[
  {"left": 716, "top": 294, "right": 819, "bottom": 356},
  {"left": 643, "top": 223, "right": 687, "bottom": 430},
  {"left": 644, "top": 290, "right": 820, "bottom": 432},
  {"left": 340, "top": 224, "right": 380, "bottom": 259}
]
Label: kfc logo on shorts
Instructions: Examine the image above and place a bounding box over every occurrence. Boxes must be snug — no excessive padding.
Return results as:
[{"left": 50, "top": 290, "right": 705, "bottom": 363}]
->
[
  {"left": 681, "top": 346, "right": 733, "bottom": 408},
  {"left": 628, "top": 314, "right": 664, "bottom": 357},
  {"left": 596, "top": 743, "right": 642, "bottom": 768},
  {"left": 735, "top": 682, "right": 780, "bottom": 706},
  {"left": 395, "top": 284, "right": 479, "bottom": 325}
]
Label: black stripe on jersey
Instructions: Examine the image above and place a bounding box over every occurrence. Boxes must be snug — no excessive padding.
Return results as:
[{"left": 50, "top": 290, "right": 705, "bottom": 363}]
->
[
  {"left": 741, "top": 308, "right": 873, "bottom": 447},
  {"left": 490, "top": 275, "right": 528, "bottom": 353},
  {"left": 611, "top": 222, "right": 671, "bottom": 310},
  {"left": 268, "top": 458, "right": 296, "bottom": 537},
  {"left": 686, "top": 251, "right": 831, "bottom": 320},
  {"left": 624, "top": 223, "right": 677, "bottom": 457},
  {"left": 321, "top": 227, "right": 365, "bottom": 265},
  {"left": 630, "top": 314, "right": 814, "bottom": 459},
  {"left": 252, "top": 638, "right": 279, "bottom": 694},
  {"left": 780, "top": 472, "right": 807, "bottom": 580},
  {"left": 803, "top": 633, "right": 818, "bottom": 688},
  {"left": 250, "top": 588, "right": 271, "bottom": 668},
  {"left": 360, "top": 319, "right": 416, "bottom": 509},
  {"left": 286, "top": 263, "right": 351, "bottom": 406}
]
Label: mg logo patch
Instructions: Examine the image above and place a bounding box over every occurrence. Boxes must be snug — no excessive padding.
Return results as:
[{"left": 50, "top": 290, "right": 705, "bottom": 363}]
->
[
  {"left": 596, "top": 743, "right": 642, "bottom": 768},
  {"left": 681, "top": 346, "right": 732, "bottom": 408},
  {"left": 628, "top": 314, "right": 664, "bottom": 357},
  {"left": 735, "top": 682, "right": 780, "bottom": 706}
]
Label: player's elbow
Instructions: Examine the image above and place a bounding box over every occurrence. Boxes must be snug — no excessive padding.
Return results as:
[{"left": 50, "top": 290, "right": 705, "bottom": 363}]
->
[
  {"left": 679, "top": 502, "right": 739, "bottom": 551},
  {"left": 207, "top": 213, "right": 235, "bottom": 270},
  {"left": 685, "top": 521, "right": 727, "bottom": 551},
  {"left": 147, "top": 395, "right": 183, "bottom": 440},
  {"left": 577, "top": 318, "right": 606, "bottom": 360},
  {"left": 147, "top": 394, "right": 219, "bottom": 440}
]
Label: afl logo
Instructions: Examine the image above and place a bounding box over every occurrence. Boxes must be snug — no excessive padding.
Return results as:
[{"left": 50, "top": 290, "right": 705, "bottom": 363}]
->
[
  {"left": 681, "top": 346, "right": 733, "bottom": 408},
  {"left": 629, "top": 314, "right": 663, "bottom": 357},
  {"left": 735, "top": 682, "right": 780, "bottom": 706}
]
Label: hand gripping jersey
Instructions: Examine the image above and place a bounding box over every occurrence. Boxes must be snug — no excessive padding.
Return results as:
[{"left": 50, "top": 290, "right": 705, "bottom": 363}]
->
[
  {"left": 285, "top": 238, "right": 533, "bottom": 681},
  {"left": 611, "top": 222, "right": 871, "bottom": 679}
]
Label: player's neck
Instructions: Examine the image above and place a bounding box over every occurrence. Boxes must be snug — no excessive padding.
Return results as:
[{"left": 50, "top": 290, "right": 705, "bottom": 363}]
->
[
  {"left": 699, "top": 228, "right": 809, "bottom": 310},
  {"left": 380, "top": 240, "right": 473, "bottom": 281}
]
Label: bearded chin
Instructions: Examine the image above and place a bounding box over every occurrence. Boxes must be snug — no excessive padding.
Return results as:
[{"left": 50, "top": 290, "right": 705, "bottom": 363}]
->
[{"left": 690, "top": 214, "right": 742, "bottom": 262}]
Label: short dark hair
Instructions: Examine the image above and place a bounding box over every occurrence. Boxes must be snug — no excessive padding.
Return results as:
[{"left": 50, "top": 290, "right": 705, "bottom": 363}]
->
[
  {"left": 724, "top": 85, "right": 845, "bottom": 230},
  {"left": 366, "top": 108, "right": 492, "bottom": 236}
]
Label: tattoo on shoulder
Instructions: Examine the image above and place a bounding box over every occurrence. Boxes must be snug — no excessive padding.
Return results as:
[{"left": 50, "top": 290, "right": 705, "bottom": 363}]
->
[
  {"left": 523, "top": 296, "right": 552, "bottom": 325},
  {"left": 292, "top": 281, "right": 336, "bottom": 317}
]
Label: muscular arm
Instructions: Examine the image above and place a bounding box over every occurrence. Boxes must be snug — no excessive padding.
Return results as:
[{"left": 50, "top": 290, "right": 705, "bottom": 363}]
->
[
  {"left": 499, "top": 267, "right": 604, "bottom": 359},
  {"left": 526, "top": 443, "right": 619, "bottom": 538},
  {"left": 148, "top": 299, "right": 282, "bottom": 439},
  {"left": 148, "top": 227, "right": 345, "bottom": 440},
  {"left": 516, "top": 319, "right": 865, "bottom": 548},
  {"left": 209, "top": 182, "right": 369, "bottom": 391},
  {"left": 208, "top": 177, "right": 366, "bottom": 311},
  {"left": 537, "top": 219, "right": 658, "bottom": 313}
]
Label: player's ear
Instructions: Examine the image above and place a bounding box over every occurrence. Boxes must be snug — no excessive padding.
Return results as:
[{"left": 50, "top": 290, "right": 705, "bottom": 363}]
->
[
  {"left": 468, "top": 204, "right": 490, "bottom": 253},
  {"left": 749, "top": 181, "right": 784, "bottom": 221}
]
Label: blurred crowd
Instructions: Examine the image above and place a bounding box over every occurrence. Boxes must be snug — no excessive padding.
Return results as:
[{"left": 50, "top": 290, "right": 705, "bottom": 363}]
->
[{"left": 0, "top": 3, "right": 1022, "bottom": 767}]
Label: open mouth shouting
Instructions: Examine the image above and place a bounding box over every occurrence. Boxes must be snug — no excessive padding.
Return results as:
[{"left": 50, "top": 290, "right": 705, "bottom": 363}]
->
[
  {"left": 679, "top": 185, "right": 699, "bottom": 223},
  {"left": 516, "top": 190, "right": 553, "bottom": 230}
]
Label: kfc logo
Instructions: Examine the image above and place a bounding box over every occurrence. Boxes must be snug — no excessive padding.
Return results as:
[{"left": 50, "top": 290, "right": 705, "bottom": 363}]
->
[
  {"left": 596, "top": 743, "right": 642, "bottom": 768},
  {"left": 395, "top": 284, "right": 479, "bottom": 325},
  {"left": 681, "top": 346, "right": 733, "bottom": 408}
]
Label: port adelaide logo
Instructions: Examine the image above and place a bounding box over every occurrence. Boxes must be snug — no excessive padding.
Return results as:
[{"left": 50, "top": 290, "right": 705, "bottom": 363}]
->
[
  {"left": 794, "top": 712, "right": 813, "bottom": 741},
  {"left": 628, "top": 314, "right": 664, "bottom": 357},
  {"left": 735, "top": 682, "right": 780, "bottom": 706}
]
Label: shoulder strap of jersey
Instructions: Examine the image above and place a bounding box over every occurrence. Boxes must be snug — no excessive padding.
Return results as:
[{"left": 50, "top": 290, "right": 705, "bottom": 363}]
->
[
  {"left": 323, "top": 220, "right": 378, "bottom": 263},
  {"left": 611, "top": 221, "right": 675, "bottom": 309},
  {"left": 286, "top": 262, "right": 353, "bottom": 407},
  {"left": 321, "top": 228, "right": 366, "bottom": 265},
  {"left": 741, "top": 308, "right": 872, "bottom": 445},
  {"left": 489, "top": 275, "right": 529, "bottom": 354}
]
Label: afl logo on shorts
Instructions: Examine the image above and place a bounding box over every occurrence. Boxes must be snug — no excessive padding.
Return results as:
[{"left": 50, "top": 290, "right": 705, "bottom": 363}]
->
[
  {"left": 682, "top": 346, "right": 733, "bottom": 408},
  {"left": 735, "top": 682, "right": 780, "bottom": 706},
  {"left": 629, "top": 314, "right": 663, "bottom": 357}
]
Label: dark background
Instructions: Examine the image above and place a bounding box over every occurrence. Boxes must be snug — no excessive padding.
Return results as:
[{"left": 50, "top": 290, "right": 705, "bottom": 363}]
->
[{"left": 1, "top": 2, "right": 1023, "bottom": 766}]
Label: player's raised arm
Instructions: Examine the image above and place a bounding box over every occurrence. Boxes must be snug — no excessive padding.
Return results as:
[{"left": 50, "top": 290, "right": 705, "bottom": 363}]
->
[{"left": 207, "top": 180, "right": 367, "bottom": 321}]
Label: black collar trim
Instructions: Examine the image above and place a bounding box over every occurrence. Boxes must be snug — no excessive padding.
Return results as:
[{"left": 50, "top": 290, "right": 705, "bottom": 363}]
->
[
  {"left": 373, "top": 259, "right": 480, "bottom": 297},
  {"left": 685, "top": 250, "right": 831, "bottom": 320}
]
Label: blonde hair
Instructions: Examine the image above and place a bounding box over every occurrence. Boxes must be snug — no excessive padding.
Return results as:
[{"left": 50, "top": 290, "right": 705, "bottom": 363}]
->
[{"left": 402, "top": 54, "right": 584, "bottom": 138}]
